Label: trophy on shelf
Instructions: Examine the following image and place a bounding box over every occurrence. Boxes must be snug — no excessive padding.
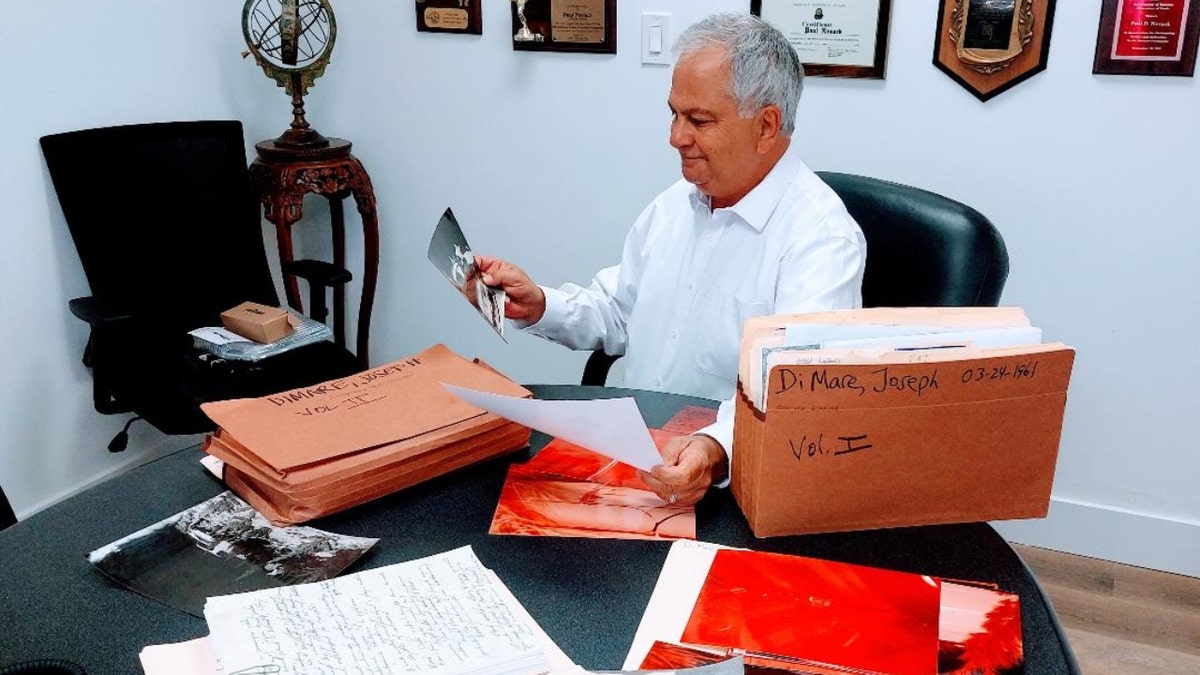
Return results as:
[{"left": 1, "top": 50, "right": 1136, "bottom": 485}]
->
[{"left": 511, "top": 0, "right": 543, "bottom": 42}]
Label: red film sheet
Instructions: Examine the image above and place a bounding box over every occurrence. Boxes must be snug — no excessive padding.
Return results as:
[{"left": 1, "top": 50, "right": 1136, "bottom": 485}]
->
[
  {"left": 637, "top": 583, "right": 1024, "bottom": 674},
  {"left": 681, "top": 549, "right": 941, "bottom": 675},
  {"left": 489, "top": 407, "right": 716, "bottom": 541},
  {"left": 490, "top": 431, "right": 694, "bottom": 540},
  {"left": 938, "top": 581, "right": 1023, "bottom": 674}
]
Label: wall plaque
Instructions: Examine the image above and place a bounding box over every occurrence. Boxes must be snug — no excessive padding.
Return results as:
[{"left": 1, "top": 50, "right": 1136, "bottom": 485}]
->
[
  {"left": 933, "top": 0, "right": 1058, "bottom": 101},
  {"left": 1093, "top": 0, "right": 1200, "bottom": 75},
  {"left": 416, "top": 0, "right": 482, "bottom": 35},
  {"left": 511, "top": 0, "right": 616, "bottom": 53}
]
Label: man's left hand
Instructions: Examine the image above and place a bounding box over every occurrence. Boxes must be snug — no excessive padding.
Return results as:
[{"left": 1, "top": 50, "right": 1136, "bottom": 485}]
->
[{"left": 640, "top": 434, "right": 729, "bottom": 507}]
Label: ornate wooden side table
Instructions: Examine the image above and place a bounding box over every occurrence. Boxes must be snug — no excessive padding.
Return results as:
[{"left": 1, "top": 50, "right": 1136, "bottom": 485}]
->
[{"left": 249, "top": 138, "right": 378, "bottom": 365}]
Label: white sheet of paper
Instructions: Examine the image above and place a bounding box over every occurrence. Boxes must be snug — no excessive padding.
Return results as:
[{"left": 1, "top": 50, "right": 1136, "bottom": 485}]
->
[
  {"left": 199, "top": 455, "right": 224, "bottom": 480},
  {"left": 142, "top": 565, "right": 578, "bottom": 675},
  {"left": 138, "top": 637, "right": 220, "bottom": 675},
  {"left": 622, "top": 539, "right": 732, "bottom": 670},
  {"left": 822, "top": 325, "right": 1043, "bottom": 351},
  {"left": 188, "top": 326, "right": 251, "bottom": 346},
  {"left": 442, "top": 383, "right": 663, "bottom": 472},
  {"left": 204, "top": 545, "right": 549, "bottom": 675},
  {"left": 784, "top": 323, "right": 974, "bottom": 347}
]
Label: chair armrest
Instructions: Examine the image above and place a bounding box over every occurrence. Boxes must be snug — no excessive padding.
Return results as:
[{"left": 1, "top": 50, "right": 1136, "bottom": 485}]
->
[
  {"left": 582, "top": 351, "right": 622, "bottom": 387},
  {"left": 68, "top": 296, "right": 135, "bottom": 328},
  {"left": 282, "top": 259, "right": 353, "bottom": 329},
  {"left": 67, "top": 296, "right": 138, "bottom": 415},
  {"left": 283, "top": 259, "right": 352, "bottom": 289}
]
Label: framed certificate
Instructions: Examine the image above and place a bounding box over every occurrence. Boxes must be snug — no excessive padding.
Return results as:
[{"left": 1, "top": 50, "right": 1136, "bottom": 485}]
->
[
  {"left": 511, "top": 0, "right": 616, "bottom": 54},
  {"left": 415, "top": 0, "right": 482, "bottom": 35},
  {"left": 1093, "top": 0, "right": 1200, "bottom": 76},
  {"left": 751, "top": 0, "right": 892, "bottom": 79},
  {"left": 933, "top": 0, "right": 1059, "bottom": 101}
]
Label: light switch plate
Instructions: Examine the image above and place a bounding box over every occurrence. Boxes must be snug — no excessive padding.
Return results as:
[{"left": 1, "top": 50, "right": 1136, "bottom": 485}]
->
[{"left": 641, "top": 12, "right": 672, "bottom": 66}]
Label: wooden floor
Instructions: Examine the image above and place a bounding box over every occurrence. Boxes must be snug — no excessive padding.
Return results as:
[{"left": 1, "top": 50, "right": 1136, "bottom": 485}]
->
[{"left": 1012, "top": 544, "right": 1200, "bottom": 674}]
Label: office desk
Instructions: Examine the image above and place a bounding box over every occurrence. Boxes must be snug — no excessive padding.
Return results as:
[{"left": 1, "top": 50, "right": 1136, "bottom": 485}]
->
[{"left": 0, "top": 385, "right": 1079, "bottom": 674}]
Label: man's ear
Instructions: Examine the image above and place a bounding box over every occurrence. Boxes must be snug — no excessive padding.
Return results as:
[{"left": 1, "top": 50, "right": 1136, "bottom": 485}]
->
[{"left": 756, "top": 105, "right": 783, "bottom": 154}]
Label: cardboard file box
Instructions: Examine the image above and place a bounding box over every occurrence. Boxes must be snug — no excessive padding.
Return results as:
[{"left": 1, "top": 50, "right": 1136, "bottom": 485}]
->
[
  {"left": 220, "top": 301, "right": 297, "bottom": 343},
  {"left": 731, "top": 349, "right": 1075, "bottom": 537}
]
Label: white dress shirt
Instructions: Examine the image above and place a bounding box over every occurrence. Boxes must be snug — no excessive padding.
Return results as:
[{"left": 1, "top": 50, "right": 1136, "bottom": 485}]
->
[{"left": 523, "top": 144, "right": 866, "bottom": 477}]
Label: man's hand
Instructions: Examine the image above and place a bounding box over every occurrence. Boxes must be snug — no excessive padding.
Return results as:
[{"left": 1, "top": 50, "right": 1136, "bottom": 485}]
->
[
  {"left": 640, "top": 435, "right": 729, "bottom": 507},
  {"left": 475, "top": 255, "right": 547, "bottom": 324}
]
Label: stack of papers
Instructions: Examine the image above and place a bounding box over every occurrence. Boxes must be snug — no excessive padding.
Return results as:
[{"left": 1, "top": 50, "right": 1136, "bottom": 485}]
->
[
  {"left": 201, "top": 344, "right": 532, "bottom": 525},
  {"left": 205, "top": 547, "right": 554, "bottom": 674},
  {"left": 143, "top": 546, "right": 574, "bottom": 674},
  {"left": 626, "top": 541, "right": 1024, "bottom": 674},
  {"left": 189, "top": 312, "right": 334, "bottom": 362},
  {"left": 739, "top": 306, "right": 1067, "bottom": 411}
]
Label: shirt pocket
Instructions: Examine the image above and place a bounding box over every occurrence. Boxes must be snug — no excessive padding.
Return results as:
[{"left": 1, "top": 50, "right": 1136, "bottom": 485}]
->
[{"left": 693, "top": 292, "right": 770, "bottom": 380}]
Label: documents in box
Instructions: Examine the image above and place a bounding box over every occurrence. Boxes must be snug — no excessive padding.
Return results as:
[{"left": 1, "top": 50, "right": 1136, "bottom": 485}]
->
[
  {"left": 200, "top": 344, "right": 532, "bottom": 525},
  {"left": 731, "top": 307, "right": 1075, "bottom": 537}
]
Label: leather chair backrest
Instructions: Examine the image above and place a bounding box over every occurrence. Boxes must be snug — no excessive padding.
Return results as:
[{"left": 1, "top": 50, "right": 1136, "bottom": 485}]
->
[
  {"left": 40, "top": 121, "right": 281, "bottom": 334},
  {"left": 817, "top": 171, "right": 1009, "bottom": 308},
  {"left": 581, "top": 172, "right": 1011, "bottom": 386}
]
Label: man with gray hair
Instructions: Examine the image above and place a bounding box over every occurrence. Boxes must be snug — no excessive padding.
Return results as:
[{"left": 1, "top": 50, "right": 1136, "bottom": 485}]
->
[{"left": 477, "top": 13, "right": 865, "bottom": 505}]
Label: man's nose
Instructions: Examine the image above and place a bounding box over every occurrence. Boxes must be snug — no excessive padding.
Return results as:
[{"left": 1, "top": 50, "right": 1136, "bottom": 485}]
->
[{"left": 669, "top": 119, "right": 690, "bottom": 149}]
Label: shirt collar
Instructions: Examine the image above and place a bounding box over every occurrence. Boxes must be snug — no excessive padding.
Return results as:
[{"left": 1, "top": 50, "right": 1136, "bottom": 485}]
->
[{"left": 687, "top": 142, "right": 801, "bottom": 233}]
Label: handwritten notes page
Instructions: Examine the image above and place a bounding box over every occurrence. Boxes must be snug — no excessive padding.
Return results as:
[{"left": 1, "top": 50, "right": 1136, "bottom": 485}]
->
[{"left": 204, "top": 546, "right": 554, "bottom": 675}]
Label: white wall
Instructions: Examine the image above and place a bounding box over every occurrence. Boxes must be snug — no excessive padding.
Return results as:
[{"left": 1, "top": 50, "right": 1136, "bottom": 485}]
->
[{"left": 2, "top": 1, "right": 1196, "bottom": 575}]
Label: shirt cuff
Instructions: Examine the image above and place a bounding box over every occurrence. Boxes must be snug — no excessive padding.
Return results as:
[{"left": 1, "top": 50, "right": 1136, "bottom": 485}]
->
[
  {"left": 696, "top": 398, "right": 735, "bottom": 489},
  {"left": 516, "top": 285, "right": 570, "bottom": 335}
]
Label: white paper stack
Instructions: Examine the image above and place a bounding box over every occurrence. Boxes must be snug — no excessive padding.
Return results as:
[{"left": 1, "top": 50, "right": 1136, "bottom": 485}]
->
[{"left": 202, "top": 546, "right": 561, "bottom": 675}]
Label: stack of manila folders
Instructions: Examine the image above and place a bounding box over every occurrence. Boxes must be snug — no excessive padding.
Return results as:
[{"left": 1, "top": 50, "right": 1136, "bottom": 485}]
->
[{"left": 201, "top": 344, "right": 532, "bottom": 525}]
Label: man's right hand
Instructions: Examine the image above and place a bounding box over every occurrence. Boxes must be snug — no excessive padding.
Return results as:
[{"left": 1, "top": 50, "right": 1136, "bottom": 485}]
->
[{"left": 475, "top": 255, "right": 547, "bottom": 324}]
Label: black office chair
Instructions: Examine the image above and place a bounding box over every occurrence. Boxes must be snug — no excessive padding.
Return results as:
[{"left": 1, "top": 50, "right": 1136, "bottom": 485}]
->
[
  {"left": 41, "top": 121, "right": 364, "bottom": 449},
  {"left": 0, "top": 485, "right": 16, "bottom": 531},
  {"left": 580, "top": 172, "right": 1010, "bottom": 385}
]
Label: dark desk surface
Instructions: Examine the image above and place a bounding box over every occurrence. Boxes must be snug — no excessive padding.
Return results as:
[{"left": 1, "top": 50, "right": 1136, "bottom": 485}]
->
[{"left": 0, "top": 385, "right": 1078, "bottom": 674}]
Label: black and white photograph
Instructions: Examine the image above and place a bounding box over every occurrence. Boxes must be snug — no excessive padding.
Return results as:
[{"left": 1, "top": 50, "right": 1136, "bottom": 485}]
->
[
  {"left": 87, "top": 491, "right": 378, "bottom": 616},
  {"left": 428, "top": 207, "right": 508, "bottom": 341}
]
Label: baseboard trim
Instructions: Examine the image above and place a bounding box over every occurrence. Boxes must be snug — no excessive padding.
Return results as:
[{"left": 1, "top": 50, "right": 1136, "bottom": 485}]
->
[{"left": 993, "top": 497, "right": 1200, "bottom": 578}]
